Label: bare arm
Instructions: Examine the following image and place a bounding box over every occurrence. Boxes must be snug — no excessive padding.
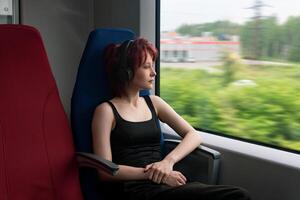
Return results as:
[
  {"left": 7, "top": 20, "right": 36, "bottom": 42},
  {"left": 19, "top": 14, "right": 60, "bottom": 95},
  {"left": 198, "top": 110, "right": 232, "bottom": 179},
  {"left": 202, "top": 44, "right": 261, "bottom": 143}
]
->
[
  {"left": 151, "top": 95, "right": 202, "bottom": 164},
  {"left": 92, "top": 103, "right": 150, "bottom": 182},
  {"left": 144, "top": 95, "right": 202, "bottom": 183}
]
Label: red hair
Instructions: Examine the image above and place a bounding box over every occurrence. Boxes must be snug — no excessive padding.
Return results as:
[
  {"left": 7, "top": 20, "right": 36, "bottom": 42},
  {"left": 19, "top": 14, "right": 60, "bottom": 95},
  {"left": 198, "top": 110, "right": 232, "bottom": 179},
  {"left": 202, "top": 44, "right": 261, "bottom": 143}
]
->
[{"left": 104, "top": 37, "right": 158, "bottom": 97}]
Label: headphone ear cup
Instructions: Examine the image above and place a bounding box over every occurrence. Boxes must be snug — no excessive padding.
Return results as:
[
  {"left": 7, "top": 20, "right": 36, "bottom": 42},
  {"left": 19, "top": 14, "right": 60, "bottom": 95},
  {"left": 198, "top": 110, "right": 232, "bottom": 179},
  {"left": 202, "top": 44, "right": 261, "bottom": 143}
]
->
[
  {"left": 115, "top": 67, "right": 132, "bottom": 82},
  {"left": 126, "top": 68, "right": 133, "bottom": 80}
]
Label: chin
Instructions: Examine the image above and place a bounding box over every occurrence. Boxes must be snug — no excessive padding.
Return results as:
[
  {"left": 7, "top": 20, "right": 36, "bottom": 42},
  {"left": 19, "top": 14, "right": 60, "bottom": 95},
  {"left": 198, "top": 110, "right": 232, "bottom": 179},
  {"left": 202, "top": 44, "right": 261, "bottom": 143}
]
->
[{"left": 143, "top": 84, "right": 153, "bottom": 90}]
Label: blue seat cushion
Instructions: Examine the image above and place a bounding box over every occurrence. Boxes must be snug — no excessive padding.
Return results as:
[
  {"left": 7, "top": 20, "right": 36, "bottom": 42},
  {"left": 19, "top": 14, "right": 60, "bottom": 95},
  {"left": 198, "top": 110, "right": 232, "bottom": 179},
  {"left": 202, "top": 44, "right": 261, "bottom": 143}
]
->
[{"left": 71, "top": 28, "right": 149, "bottom": 200}]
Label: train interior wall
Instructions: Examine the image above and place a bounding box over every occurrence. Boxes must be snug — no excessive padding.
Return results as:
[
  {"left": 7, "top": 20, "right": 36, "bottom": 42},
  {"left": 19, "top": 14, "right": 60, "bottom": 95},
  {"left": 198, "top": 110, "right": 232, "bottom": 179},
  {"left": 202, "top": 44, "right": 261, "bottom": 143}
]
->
[{"left": 18, "top": 1, "right": 300, "bottom": 200}]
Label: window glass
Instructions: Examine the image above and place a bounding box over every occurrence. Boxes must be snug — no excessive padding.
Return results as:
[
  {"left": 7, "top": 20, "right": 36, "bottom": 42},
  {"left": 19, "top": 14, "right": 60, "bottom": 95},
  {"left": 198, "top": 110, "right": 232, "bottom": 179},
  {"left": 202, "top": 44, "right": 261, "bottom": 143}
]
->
[
  {"left": 0, "top": 0, "right": 19, "bottom": 24},
  {"left": 160, "top": 0, "right": 300, "bottom": 152}
]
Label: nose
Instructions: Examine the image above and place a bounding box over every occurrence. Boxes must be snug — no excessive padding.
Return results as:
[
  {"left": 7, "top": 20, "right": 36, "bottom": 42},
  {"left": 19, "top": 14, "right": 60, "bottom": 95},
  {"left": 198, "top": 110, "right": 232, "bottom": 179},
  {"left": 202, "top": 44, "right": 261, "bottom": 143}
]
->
[{"left": 151, "top": 66, "right": 156, "bottom": 76}]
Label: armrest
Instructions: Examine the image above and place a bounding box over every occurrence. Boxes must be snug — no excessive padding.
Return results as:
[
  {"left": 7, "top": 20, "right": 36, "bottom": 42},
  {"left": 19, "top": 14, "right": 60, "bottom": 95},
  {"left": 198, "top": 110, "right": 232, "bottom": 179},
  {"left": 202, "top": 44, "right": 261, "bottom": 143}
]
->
[
  {"left": 76, "top": 152, "right": 119, "bottom": 176},
  {"left": 164, "top": 139, "right": 221, "bottom": 159},
  {"left": 163, "top": 139, "right": 220, "bottom": 184}
]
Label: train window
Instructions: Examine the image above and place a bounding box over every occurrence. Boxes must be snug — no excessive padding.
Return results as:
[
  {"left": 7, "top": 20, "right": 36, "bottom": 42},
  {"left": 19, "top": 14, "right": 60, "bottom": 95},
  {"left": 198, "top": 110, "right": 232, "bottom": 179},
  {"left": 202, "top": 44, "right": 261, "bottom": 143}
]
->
[
  {"left": 159, "top": 0, "right": 300, "bottom": 153},
  {"left": 0, "top": 0, "right": 19, "bottom": 24}
]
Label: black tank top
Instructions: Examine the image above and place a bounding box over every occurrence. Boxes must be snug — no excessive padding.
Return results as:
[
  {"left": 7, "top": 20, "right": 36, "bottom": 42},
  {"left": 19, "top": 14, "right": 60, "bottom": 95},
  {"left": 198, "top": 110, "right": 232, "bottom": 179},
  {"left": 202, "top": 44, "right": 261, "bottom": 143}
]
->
[{"left": 106, "top": 96, "right": 163, "bottom": 168}]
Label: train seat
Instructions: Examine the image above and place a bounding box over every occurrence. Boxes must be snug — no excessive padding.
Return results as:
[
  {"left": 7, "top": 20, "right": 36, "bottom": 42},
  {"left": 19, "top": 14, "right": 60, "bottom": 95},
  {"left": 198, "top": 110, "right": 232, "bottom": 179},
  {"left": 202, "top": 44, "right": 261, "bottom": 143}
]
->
[
  {"left": 71, "top": 28, "right": 221, "bottom": 200},
  {"left": 0, "top": 24, "right": 116, "bottom": 200}
]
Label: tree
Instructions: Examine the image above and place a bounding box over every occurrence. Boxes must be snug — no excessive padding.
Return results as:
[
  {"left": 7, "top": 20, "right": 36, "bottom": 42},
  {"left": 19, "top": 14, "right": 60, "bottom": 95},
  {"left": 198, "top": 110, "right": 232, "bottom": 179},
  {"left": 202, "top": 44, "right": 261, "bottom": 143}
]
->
[
  {"left": 176, "top": 21, "right": 240, "bottom": 37},
  {"left": 284, "top": 16, "right": 300, "bottom": 61},
  {"left": 221, "top": 51, "right": 241, "bottom": 86}
]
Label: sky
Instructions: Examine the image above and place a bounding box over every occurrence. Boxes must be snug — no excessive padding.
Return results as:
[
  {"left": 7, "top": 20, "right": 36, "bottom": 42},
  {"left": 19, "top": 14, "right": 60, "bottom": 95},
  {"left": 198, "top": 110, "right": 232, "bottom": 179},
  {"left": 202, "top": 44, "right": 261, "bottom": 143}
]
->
[{"left": 161, "top": 0, "right": 300, "bottom": 31}]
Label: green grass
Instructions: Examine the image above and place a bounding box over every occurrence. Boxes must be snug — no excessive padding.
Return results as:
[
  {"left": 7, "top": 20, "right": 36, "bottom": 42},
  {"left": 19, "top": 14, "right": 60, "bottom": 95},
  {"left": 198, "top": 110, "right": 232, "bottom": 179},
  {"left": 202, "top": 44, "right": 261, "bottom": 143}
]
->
[{"left": 160, "top": 63, "right": 300, "bottom": 152}]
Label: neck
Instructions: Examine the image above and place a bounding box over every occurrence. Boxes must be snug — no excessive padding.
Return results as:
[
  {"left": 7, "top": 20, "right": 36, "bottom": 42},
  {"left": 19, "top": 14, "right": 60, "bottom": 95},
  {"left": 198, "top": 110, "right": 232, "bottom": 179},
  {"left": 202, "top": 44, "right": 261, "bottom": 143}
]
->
[{"left": 120, "top": 86, "right": 140, "bottom": 106}]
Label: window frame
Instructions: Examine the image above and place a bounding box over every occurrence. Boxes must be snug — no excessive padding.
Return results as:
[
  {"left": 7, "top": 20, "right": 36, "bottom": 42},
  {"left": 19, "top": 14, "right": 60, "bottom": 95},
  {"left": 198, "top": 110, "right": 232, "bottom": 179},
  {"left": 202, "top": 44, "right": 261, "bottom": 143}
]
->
[{"left": 155, "top": 0, "right": 300, "bottom": 155}]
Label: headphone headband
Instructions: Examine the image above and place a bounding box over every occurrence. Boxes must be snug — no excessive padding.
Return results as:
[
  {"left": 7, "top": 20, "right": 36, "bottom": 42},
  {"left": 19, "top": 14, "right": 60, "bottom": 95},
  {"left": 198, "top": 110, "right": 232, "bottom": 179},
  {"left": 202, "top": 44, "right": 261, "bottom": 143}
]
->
[
  {"left": 117, "top": 39, "right": 134, "bottom": 81},
  {"left": 121, "top": 40, "right": 133, "bottom": 53},
  {"left": 119, "top": 40, "right": 133, "bottom": 64}
]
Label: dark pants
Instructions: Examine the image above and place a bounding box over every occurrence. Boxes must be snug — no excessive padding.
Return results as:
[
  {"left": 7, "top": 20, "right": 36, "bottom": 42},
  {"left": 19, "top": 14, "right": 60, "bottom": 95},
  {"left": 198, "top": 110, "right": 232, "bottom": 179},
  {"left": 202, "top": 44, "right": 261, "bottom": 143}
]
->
[
  {"left": 154, "top": 182, "right": 251, "bottom": 200},
  {"left": 126, "top": 181, "right": 251, "bottom": 200}
]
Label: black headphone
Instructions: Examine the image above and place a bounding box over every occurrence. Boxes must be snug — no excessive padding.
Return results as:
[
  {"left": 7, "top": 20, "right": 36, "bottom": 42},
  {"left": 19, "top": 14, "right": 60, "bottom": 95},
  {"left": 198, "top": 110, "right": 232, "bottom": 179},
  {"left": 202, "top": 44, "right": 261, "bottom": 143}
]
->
[{"left": 116, "top": 39, "right": 134, "bottom": 82}]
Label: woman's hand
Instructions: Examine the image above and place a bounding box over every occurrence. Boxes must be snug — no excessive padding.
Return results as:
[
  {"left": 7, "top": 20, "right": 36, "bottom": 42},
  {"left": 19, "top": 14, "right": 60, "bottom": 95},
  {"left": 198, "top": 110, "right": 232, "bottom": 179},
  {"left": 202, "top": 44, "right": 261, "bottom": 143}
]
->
[
  {"left": 144, "top": 158, "right": 174, "bottom": 184},
  {"left": 163, "top": 171, "right": 187, "bottom": 187}
]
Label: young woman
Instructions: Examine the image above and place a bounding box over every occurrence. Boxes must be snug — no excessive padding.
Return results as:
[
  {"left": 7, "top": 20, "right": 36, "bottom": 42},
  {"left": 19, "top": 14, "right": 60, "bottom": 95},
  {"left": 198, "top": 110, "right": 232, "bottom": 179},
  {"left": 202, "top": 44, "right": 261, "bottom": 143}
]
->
[{"left": 92, "top": 38, "right": 251, "bottom": 200}]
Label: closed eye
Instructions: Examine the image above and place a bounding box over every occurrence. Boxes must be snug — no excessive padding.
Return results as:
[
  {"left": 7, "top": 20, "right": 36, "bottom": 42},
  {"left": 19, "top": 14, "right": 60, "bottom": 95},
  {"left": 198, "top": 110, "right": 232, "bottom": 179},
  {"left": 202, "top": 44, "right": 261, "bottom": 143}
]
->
[{"left": 143, "top": 63, "right": 152, "bottom": 68}]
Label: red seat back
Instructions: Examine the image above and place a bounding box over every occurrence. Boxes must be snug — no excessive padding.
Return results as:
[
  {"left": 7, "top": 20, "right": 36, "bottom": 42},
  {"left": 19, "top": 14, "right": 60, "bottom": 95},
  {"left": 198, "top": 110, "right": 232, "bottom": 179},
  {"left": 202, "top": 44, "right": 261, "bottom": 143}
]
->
[{"left": 0, "top": 25, "right": 83, "bottom": 200}]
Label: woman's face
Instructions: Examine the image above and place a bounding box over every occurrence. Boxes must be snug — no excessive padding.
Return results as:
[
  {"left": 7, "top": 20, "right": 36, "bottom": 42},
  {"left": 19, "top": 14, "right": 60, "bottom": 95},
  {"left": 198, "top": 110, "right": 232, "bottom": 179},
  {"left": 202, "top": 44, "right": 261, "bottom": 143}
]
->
[{"left": 131, "top": 52, "right": 156, "bottom": 90}]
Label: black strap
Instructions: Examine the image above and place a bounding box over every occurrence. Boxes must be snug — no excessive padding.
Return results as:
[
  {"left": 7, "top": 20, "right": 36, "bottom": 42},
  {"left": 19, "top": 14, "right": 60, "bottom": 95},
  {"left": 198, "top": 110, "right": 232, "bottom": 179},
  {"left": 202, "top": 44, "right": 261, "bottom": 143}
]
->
[
  {"left": 143, "top": 96, "right": 157, "bottom": 119},
  {"left": 106, "top": 101, "right": 121, "bottom": 121},
  {"left": 107, "top": 96, "right": 157, "bottom": 123},
  {"left": 143, "top": 96, "right": 164, "bottom": 148}
]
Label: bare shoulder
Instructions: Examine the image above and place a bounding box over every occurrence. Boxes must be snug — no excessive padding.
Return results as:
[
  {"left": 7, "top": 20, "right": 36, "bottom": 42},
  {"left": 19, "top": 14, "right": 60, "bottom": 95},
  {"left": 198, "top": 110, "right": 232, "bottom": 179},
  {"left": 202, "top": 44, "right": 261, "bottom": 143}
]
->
[
  {"left": 149, "top": 95, "right": 167, "bottom": 104},
  {"left": 149, "top": 95, "right": 168, "bottom": 111},
  {"left": 94, "top": 102, "right": 114, "bottom": 118},
  {"left": 92, "top": 101, "right": 116, "bottom": 130}
]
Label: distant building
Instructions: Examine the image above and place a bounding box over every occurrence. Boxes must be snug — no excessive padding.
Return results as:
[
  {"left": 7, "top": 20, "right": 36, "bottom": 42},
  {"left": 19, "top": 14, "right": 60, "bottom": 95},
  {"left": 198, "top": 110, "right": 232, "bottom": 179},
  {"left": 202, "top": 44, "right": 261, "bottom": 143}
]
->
[{"left": 160, "top": 31, "right": 240, "bottom": 62}]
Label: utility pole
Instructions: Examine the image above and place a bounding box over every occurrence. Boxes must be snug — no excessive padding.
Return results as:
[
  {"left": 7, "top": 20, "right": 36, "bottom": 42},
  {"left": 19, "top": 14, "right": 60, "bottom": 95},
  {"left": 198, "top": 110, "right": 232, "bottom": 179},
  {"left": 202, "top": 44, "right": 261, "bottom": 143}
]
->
[{"left": 246, "top": 0, "right": 272, "bottom": 59}]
